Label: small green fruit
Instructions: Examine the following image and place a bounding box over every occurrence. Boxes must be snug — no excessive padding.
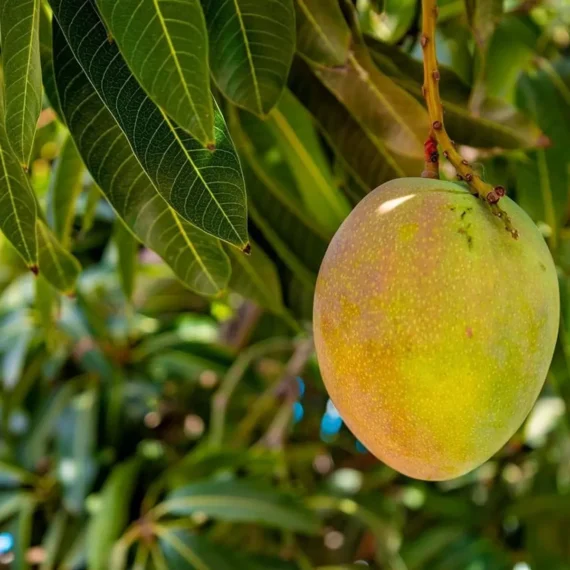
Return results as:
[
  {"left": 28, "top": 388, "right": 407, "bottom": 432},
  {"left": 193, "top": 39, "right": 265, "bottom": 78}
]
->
[{"left": 313, "top": 177, "right": 559, "bottom": 480}]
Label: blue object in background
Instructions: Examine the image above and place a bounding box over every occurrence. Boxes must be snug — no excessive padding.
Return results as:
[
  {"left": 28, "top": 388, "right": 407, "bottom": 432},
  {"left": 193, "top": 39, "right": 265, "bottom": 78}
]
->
[
  {"left": 0, "top": 533, "right": 14, "bottom": 554},
  {"left": 293, "top": 402, "right": 304, "bottom": 423},
  {"left": 355, "top": 440, "right": 368, "bottom": 454},
  {"left": 321, "top": 412, "right": 343, "bottom": 435},
  {"left": 296, "top": 377, "right": 305, "bottom": 398}
]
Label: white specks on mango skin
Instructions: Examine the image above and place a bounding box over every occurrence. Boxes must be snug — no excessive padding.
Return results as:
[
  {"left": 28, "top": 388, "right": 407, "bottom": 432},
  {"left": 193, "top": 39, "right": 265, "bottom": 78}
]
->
[{"left": 313, "top": 177, "right": 560, "bottom": 481}]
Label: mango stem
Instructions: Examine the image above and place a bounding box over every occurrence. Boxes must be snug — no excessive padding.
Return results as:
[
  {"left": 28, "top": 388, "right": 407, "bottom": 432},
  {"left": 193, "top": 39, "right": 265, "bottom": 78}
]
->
[{"left": 420, "top": 0, "right": 518, "bottom": 238}]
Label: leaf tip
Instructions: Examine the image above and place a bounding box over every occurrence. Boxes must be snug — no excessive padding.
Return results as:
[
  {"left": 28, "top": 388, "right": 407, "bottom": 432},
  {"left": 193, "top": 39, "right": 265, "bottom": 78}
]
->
[
  {"left": 242, "top": 243, "right": 252, "bottom": 255},
  {"left": 29, "top": 265, "right": 39, "bottom": 276}
]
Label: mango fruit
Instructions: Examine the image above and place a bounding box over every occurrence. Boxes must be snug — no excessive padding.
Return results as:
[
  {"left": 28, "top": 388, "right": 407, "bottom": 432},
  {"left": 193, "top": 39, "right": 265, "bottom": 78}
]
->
[{"left": 313, "top": 177, "right": 559, "bottom": 480}]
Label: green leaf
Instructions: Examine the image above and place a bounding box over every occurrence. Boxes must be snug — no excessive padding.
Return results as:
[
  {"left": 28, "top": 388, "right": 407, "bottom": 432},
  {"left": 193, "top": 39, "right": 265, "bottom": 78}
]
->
[
  {"left": 0, "top": 461, "right": 36, "bottom": 487},
  {"left": 37, "top": 219, "right": 81, "bottom": 294},
  {"left": 159, "top": 530, "right": 240, "bottom": 570},
  {"left": 10, "top": 497, "right": 35, "bottom": 570},
  {"left": 308, "top": 44, "right": 427, "bottom": 158},
  {"left": 0, "top": 111, "right": 38, "bottom": 268},
  {"left": 0, "top": 0, "right": 42, "bottom": 167},
  {"left": 465, "top": 0, "right": 503, "bottom": 49},
  {"left": 96, "top": 0, "right": 215, "bottom": 147},
  {"left": 289, "top": 58, "right": 406, "bottom": 192},
  {"left": 39, "top": 3, "right": 64, "bottom": 119},
  {"left": 0, "top": 492, "right": 26, "bottom": 524},
  {"left": 268, "top": 90, "right": 350, "bottom": 233},
  {"left": 159, "top": 479, "right": 321, "bottom": 534},
  {"left": 80, "top": 184, "right": 101, "bottom": 237},
  {"left": 373, "top": 0, "right": 416, "bottom": 44},
  {"left": 201, "top": 0, "right": 295, "bottom": 116},
  {"left": 52, "top": 22, "right": 231, "bottom": 296},
  {"left": 114, "top": 219, "right": 138, "bottom": 302},
  {"left": 515, "top": 66, "right": 570, "bottom": 250},
  {"left": 86, "top": 458, "right": 140, "bottom": 570},
  {"left": 23, "top": 380, "right": 78, "bottom": 469},
  {"left": 226, "top": 241, "right": 285, "bottom": 316},
  {"left": 294, "top": 0, "right": 350, "bottom": 66},
  {"left": 50, "top": 0, "right": 249, "bottom": 249},
  {"left": 46, "top": 135, "right": 84, "bottom": 248},
  {"left": 365, "top": 37, "right": 543, "bottom": 149},
  {"left": 39, "top": 511, "right": 68, "bottom": 570},
  {"left": 57, "top": 388, "right": 99, "bottom": 515},
  {"left": 229, "top": 108, "right": 328, "bottom": 285}
]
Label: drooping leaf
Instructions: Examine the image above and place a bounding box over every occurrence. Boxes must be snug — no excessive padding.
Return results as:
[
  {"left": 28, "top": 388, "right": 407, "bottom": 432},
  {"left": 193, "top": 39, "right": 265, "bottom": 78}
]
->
[
  {"left": 308, "top": 44, "right": 427, "bottom": 158},
  {"left": 114, "top": 219, "right": 138, "bottom": 302},
  {"left": 289, "top": 58, "right": 406, "bottom": 192},
  {"left": 86, "top": 459, "right": 140, "bottom": 570},
  {"left": 201, "top": 0, "right": 295, "bottom": 116},
  {"left": 229, "top": 108, "right": 328, "bottom": 285},
  {"left": 159, "top": 479, "right": 321, "bottom": 534},
  {"left": 96, "top": 0, "right": 215, "bottom": 146},
  {"left": 39, "top": 2, "right": 64, "bottom": 119},
  {"left": 515, "top": 66, "right": 570, "bottom": 250},
  {"left": 0, "top": 114, "right": 38, "bottom": 268},
  {"left": 366, "top": 37, "right": 543, "bottom": 149},
  {"left": 46, "top": 135, "right": 84, "bottom": 247},
  {"left": 52, "top": 22, "right": 231, "bottom": 296},
  {"left": 37, "top": 219, "right": 81, "bottom": 294},
  {"left": 79, "top": 184, "right": 101, "bottom": 237},
  {"left": 0, "top": 0, "right": 42, "bottom": 167},
  {"left": 50, "top": 0, "right": 249, "bottom": 249},
  {"left": 226, "top": 241, "right": 285, "bottom": 316},
  {"left": 295, "top": 0, "right": 350, "bottom": 66},
  {"left": 268, "top": 90, "right": 350, "bottom": 233}
]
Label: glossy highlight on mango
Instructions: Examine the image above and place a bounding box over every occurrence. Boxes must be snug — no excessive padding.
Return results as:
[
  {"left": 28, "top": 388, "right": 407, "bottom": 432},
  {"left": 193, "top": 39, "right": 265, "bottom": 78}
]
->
[{"left": 313, "top": 178, "right": 559, "bottom": 481}]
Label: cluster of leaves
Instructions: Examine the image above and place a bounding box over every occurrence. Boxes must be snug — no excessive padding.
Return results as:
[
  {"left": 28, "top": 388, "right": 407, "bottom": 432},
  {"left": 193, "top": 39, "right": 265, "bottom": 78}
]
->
[{"left": 0, "top": 0, "right": 569, "bottom": 568}]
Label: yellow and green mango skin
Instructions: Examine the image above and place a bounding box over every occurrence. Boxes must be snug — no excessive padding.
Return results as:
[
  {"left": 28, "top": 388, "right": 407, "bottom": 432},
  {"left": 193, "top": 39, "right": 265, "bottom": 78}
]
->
[{"left": 313, "top": 177, "right": 559, "bottom": 481}]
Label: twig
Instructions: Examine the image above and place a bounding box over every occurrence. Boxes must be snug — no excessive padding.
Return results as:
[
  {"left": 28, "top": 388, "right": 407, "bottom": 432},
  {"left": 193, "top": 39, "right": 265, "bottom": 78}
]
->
[
  {"left": 260, "top": 338, "right": 314, "bottom": 449},
  {"left": 218, "top": 300, "right": 263, "bottom": 351},
  {"left": 208, "top": 337, "right": 295, "bottom": 448},
  {"left": 420, "top": 0, "right": 518, "bottom": 238}
]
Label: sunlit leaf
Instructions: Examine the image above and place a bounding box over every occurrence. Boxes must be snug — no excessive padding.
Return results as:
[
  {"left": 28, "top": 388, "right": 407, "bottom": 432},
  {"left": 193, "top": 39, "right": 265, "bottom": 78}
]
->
[
  {"left": 39, "top": 3, "right": 64, "bottom": 119},
  {"left": 229, "top": 108, "right": 327, "bottom": 286},
  {"left": 201, "top": 0, "right": 295, "bottom": 116},
  {"left": 309, "top": 44, "right": 427, "bottom": 158},
  {"left": 159, "top": 479, "right": 321, "bottom": 534},
  {"left": 295, "top": 0, "right": 350, "bottom": 66},
  {"left": 0, "top": 0, "right": 42, "bottom": 167},
  {"left": 50, "top": 0, "right": 249, "bottom": 248},
  {"left": 96, "top": 0, "right": 215, "bottom": 146},
  {"left": 86, "top": 458, "right": 140, "bottom": 570},
  {"left": 289, "top": 58, "right": 406, "bottom": 192},
  {"left": 269, "top": 90, "right": 350, "bottom": 233},
  {"left": 52, "top": 22, "right": 231, "bottom": 296}
]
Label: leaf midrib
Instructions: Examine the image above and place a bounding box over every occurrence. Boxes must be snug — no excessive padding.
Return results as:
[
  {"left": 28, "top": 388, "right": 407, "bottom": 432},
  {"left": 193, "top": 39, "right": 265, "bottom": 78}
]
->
[
  {"left": 0, "top": 146, "right": 35, "bottom": 263},
  {"left": 231, "top": 0, "right": 263, "bottom": 115},
  {"left": 151, "top": 0, "right": 210, "bottom": 145}
]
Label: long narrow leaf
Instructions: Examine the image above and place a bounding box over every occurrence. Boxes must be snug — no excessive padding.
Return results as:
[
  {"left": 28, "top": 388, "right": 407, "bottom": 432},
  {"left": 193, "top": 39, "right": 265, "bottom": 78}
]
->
[
  {"left": 52, "top": 21, "right": 231, "bottom": 296},
  {"left": 0, "top": 0, "right": 42, "bottom": 167},
  {"left": 50, "top": 0, "right": 249, "bottom": 249},
  {"left": 201, "top": 0, "right": 295, "bottom": 116},
  {"left": 96, "top": 0, "right": 215, "bottom": 146}
]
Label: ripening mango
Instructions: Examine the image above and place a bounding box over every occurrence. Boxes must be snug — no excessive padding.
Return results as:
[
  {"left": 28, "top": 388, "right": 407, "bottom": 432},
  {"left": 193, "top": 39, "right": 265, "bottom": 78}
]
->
[{"left": 313, "top": 177, "right": 559, "bottom": 480}]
